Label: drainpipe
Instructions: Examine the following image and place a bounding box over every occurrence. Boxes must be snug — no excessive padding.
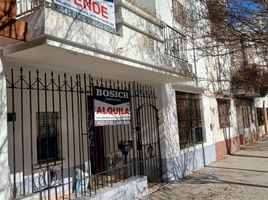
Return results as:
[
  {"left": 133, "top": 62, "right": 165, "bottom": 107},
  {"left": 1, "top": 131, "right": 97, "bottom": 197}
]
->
[
  {"left": 263, "top": 100, "right": 268, "bottom": 135},
  {"left": 192, "top": 37, "right": 198, "bottom": 86}
]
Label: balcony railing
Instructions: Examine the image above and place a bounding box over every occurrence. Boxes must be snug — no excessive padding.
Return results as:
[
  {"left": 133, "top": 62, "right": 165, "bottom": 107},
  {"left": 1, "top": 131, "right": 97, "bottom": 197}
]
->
[
  {"left": 164, "top": 25, "right": 188, "bottom": 62},
  {"left": 16, "top": 0, "right": 51, "bottom": 17}
]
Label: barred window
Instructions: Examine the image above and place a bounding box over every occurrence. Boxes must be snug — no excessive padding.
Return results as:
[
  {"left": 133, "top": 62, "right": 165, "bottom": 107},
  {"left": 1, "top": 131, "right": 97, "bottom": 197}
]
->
[
  {"left": 242, "top": 106, "right": 251, "bottom": 128},
  {"left": 217, "top": 99, "right": 230, "bottom": 128},
  {"left": 257, "top": 108, "right": 264, "bottom": 126},
  {"left": 173, "top": 0, "right": 187, "bottom": 26},
  {"left": 36, "top": 112, "right": 59, "bottom": 163},
  {"left": 176, "top": 91, "right": 203, "bottom": 149}
]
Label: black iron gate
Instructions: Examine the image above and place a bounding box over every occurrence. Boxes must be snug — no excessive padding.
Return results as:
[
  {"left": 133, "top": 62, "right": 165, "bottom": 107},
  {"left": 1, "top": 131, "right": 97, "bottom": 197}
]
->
[
  {"left": 132, "top": 83, "right": 162, "bottom": 186},
  {"left": 6, "top": 67, "right": 162, "bottom": 200}
]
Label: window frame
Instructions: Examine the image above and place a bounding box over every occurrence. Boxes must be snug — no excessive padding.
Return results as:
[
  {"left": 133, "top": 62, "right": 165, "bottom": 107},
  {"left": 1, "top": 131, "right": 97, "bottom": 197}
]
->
[
  {"left": 176, "top": 91, "right": 204, "bottom": 149},
  {"left": 36, "top": 112, "right": 60, "bottom": 163},
  {"left": 172, "top": 0, "right": 187, "bottom": 27},
  {"left": 242, "top": 106, "right": 251, "bottom": 129},
  {"left": 217, "top": 99, "right": 231, "bottom": 128},
  {"left": 257, "top": 108, "right": 264, "bottom": 126}
]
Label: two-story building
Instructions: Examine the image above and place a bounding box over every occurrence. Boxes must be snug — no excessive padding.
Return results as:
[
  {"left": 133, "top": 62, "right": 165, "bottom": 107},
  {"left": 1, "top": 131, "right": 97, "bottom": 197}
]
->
[{"left": 0, "top": 0, "right": 263, "bottom": 199}]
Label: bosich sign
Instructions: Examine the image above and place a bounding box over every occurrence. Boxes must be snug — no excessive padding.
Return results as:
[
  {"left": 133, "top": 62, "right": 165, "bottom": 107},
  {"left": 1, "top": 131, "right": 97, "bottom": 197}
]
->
[
  {"left": 94, "top": 87, "right": 131, "bottom": 126},
  {"left": 52, "top": 0, "right": 116, "bottom": 33}
]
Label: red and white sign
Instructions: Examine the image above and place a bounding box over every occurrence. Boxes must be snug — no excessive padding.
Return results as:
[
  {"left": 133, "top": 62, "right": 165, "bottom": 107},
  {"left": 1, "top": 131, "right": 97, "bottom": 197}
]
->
[
  {"left": 94, "top": 87, "right": 131, "bottom": 126},
  {"left": 53, "top": 0, "right": 116, "bottom": 33}
]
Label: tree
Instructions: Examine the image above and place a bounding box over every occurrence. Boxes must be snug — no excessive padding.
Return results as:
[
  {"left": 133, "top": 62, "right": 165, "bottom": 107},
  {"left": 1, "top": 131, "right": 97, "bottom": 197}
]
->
[{"left": 188, "top": 0, "right": 268, "bottom": 97}]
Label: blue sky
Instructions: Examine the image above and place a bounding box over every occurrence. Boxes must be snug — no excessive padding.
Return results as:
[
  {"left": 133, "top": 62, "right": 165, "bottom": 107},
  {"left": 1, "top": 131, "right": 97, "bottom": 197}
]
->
[
  {"left": 227, "top": 0, "right": 266, "bottom": 27},
  {"left": 228, "top": 0, "right": 264, "bottom": 19}
]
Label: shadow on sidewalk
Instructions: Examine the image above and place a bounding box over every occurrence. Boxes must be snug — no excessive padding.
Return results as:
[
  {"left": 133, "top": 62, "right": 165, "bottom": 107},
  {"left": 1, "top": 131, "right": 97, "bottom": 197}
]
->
[
  {"left": 230, "top": 154, "right": 268, "bottom": 159},
  {"left": 206, "top": 166, "right": 268, "bottom": 173},
  {"left": 185, "top": 171, "right": 268, "bottom": 189}
]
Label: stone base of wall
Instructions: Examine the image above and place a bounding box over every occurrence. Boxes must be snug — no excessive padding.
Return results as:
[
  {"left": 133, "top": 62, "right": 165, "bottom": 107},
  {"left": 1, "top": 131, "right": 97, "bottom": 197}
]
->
[
  {"left": 239, "top": 134, "right": 245, "bottom": 145},
  {"left": 215, "top": 136, "right": 240, "bottom": 160},
  {"left": 240, "top": 131, "right": 258, "bottom": 145},
  {"left": 162, "top": 144, "right": 216, "bottom": 181},
  {"left": 20, "top": 176, "right": 148, "bottom": 200},
  {"left": 78, "top": 176, "right": 148, "bottom": 200}
]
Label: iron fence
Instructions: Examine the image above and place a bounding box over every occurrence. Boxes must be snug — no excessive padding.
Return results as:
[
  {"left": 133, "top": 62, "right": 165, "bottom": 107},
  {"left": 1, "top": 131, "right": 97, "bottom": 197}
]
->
[{"left": 6, "top": 67, "right": 162, "bottom": 199}]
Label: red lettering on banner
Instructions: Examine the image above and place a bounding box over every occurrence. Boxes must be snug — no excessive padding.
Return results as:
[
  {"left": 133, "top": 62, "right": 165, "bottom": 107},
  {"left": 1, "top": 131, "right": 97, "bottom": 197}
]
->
[
  {"left": 83, "top": 0, "right": 92, "bottom": 11},
  {"left": 101, "top": 6, "right": 108, "bottom": 19},
  {"left": 97, "top": 107, "right": 102, "bottom": 114},
  {"left": 92, "top": 2, "right": 100, "bottom": 14},
  {"left": 96, "top": 107, "right": 130, "bottom": 115},
  {"left": 74, "top": 0, "right": 82, "bottom": 7},
  {"left": 69, "top": 0, "right": 109, "bottom": 19}
]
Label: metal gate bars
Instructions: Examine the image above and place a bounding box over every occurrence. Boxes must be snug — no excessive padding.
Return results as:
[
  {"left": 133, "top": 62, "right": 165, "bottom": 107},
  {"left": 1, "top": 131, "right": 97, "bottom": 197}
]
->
[{"left": 6, "top": 67, "right": 162, "bottom": 199}]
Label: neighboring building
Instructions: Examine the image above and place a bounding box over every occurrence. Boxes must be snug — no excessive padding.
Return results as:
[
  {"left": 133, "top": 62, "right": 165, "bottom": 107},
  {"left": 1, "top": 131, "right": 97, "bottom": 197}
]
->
[{"left": 0, "top": 0, "right": 265, "bottom": 200}]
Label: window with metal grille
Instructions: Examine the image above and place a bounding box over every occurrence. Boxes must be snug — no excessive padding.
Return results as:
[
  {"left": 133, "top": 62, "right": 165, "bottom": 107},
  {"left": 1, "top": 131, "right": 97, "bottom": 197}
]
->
[
  {"left": 36, "top": 112, "right": 59, "bottom": 163},
  {"left": 257, "top": 108, "right": 264, "bottom": 126},
  {"left": 176, "top": 91, "right": 203, "bottom": 149},
  {"left": 242, "top": 106, "right": 251, "bottom": 128},
  {"left": 173, "top": 0, "right": 187, "bottom": 26},
  {"left": 217, "top": 99, "right": 230, "bottom": 128}
]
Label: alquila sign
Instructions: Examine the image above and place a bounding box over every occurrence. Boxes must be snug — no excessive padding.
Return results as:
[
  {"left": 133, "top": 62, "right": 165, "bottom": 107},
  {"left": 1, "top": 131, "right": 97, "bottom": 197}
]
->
[
  {"left": 52, "top": 0, "right": 116, "bottom": 33},
  {"left": 94, "top": 87, "right": 131, "bottom": 126}
]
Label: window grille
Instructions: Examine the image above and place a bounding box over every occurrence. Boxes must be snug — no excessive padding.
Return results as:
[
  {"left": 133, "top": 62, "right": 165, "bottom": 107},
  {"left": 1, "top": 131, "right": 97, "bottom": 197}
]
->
[
  {"left": 36, "top": 112, "right": 59, "bottom": 163},
  {"left": 173, "top": 0, "right": 187, "bottom": 26},
  {"left": 242, "top": 106, "right": 250, "bottom": 128},
  {"left": 217, "top": 99, "right": 230, "bottom": 128},
  {"left": 176, "top": 91, "right": 203, "bottom": 149},
  {"left": 257, "top": 108, "right": 264, "bottom": 126}
]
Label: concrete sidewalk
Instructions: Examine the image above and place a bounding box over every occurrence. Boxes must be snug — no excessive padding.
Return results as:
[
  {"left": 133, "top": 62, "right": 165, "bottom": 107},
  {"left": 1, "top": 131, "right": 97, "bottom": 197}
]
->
[{"left": 142, "top": 136, "right": 268, "bottom": 200}]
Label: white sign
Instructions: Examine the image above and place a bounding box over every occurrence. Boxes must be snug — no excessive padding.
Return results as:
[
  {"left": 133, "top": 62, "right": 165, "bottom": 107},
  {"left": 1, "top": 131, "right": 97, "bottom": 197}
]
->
[
  {"left": 52, "top": 0, "right": 116, "bottom": 33},
  {"left": 94, "top": 87, "right": 131, "bottom": 126}
]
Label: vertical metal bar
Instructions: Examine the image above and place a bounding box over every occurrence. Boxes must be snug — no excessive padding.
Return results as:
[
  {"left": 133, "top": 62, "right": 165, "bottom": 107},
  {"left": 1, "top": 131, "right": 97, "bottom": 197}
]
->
[
  {"left": 147, "top": 86, "right": 154, "bottom": 182},
  {"left": 70, "top": 76, "right": 77, "bottom": 198},
  {"left": 152, "top": 87, "right": 163, "bottom": 182},
  {"left": 130, "top": 82, "right": 137, "bottom": 177},
  {"left": 147, "top": 87, "right": 153, "bottom": 182},
  {"left": 151, "top": 87, "right": 158, "bottom": 182},
  {"left": 51, "top": 73, "right": 56, "bottom": 164},
  {"left": 64, "top": 74, "right": 71, "bottom": 199},
  {"left": 136, "top": 83, "right": 143, "bottom": 176},
  {"left": 29, "top": 71, "right": 34, "bottom": 195},
  {"left": 78, "top": 74, "right": 85, "bottom": 195},
  {"left": 141, "top": 85, "right": 146, "bottom": 176},
  {"left": 142, "top": 85, "right": 149, "bottom": 181},
  {"left": 122, "top": 82, "right": 129, "bottom": 178},
  {"left": 84, "top": 74, "right": 91, "bottom": 196},
  {"left": 19, "top": 68, "right": 26, "bottom": 195},
  {"left": 111, "top": 81, "right": 116, "bottom": 182},
  {"left": 36, "top": 70, "right": 41, "bottom": 170},
  {"left": 93, "top": 79, "right": 97, "bottom": 194},
  {"left": 112, "top": 115, "right": 117, "bottom": 184},
  {"left": 106, "top": 126, "right": 111, "bottom": 186},
  {"left": 103, "top": 81, "right": 108, "bottom": 187},
  {"left": 44, "top": 73, "right": 51, "bottom": 200},
  {"left": 51, "top": 72, "right": 58, "bottom": 200},
  {"left": 58, "top": 74, "right": 65, "bottom": 200},
  {"left": 11, "top": 69, "right": 16, "bottom": 198},
  {"left": 106, "top": 81, "right": 112, "bottom": 187}
]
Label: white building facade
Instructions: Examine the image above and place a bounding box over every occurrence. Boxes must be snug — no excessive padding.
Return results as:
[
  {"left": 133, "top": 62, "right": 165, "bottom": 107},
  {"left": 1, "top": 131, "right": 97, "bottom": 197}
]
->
[{"left": 0, "top": 0, "right": 263, "bottom": 199}]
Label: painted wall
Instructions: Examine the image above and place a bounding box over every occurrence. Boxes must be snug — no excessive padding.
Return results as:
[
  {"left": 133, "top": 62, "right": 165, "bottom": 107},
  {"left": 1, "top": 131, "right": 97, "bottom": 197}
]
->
[
  {"left": 155, "top": 83, "right": 217, "bottom": 181},
  {"left": 0, "top": 58, "right": 10, "bottom": 200}
]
